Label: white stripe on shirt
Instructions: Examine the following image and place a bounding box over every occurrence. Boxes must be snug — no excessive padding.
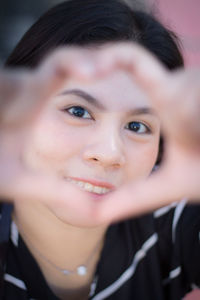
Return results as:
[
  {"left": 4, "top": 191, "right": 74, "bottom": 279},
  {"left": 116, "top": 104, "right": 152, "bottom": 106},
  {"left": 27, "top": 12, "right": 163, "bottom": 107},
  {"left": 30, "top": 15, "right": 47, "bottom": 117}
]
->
[
  {"left": 11, "top": 221, "right": 19, "bottom": 247},
  {"left": 172, "top": 198, "right": 187, "bottom": 243},
  {"left": 162, "top": 266, "right": 182, "bottom": 285},
  {"left": 91, "top": 233, "right": 158, "bottom": 300},
  {"left": 154, "top": 202, "right": 177, "bottom": 218},
  {"left": 4, "top": 273, "right": 27, "bottom": 290}
]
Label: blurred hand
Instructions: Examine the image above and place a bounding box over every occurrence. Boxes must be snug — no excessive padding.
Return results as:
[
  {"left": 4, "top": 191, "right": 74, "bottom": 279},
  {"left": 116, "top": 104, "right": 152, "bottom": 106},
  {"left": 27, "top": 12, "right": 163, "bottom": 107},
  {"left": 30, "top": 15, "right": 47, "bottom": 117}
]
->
[
  {"left": 0, "top": 48, "right": 104, "bottom": 226},
  {"left": 1, "top": 43, "right": 200, "bottom": 225},
  {"left": 88, "top": 43, "right": 200, "bottom": 223}
]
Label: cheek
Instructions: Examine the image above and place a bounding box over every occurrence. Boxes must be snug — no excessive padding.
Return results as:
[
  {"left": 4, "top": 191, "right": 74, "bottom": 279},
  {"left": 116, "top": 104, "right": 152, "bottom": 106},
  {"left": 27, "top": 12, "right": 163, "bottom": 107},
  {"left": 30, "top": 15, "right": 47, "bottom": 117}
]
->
[
  {"left": 22, "top": 119, "right": 86, "bottom": 172},
  {"left": 126, "top": 140, "right": 159, "bottom": 181}
]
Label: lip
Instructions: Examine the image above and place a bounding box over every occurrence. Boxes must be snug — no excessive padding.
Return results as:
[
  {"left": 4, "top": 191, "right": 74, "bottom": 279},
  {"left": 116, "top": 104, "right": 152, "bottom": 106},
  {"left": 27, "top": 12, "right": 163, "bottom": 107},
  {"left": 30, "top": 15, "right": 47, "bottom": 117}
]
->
[{"left": 68, "top": 177, "right": 116, "bottom": 190}]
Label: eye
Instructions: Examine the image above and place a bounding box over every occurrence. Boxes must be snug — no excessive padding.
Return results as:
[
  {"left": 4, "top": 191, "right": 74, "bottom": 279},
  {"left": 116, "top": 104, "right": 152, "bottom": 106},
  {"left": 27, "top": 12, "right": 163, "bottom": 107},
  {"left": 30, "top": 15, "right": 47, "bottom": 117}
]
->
[
  {"left": 125, "top": 121, "right": 150, "bottom": 134},
  {"left": 66, "top": 106, "right": 92, "bottom": 119}
]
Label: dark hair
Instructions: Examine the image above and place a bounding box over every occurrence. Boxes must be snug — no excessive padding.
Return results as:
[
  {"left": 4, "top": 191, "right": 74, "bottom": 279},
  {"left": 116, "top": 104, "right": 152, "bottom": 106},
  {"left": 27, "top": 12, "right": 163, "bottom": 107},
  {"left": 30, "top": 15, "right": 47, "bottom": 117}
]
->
[
  {"left": 6, "top": 0, "right": 183, "bottom": 165},
  {"left": 6, "top": 0, "right": 183, "bottom": 70}
]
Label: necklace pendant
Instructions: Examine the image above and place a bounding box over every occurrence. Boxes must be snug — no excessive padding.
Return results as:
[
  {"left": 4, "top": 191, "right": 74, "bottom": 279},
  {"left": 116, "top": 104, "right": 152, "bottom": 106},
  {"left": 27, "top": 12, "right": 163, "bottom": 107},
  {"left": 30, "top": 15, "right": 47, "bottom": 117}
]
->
[
  {"left": 77, "top": 265, "right": 87, "bottom": 276},
  {"left": 62, "top": 269, "right": 71, "bottom": 275}
]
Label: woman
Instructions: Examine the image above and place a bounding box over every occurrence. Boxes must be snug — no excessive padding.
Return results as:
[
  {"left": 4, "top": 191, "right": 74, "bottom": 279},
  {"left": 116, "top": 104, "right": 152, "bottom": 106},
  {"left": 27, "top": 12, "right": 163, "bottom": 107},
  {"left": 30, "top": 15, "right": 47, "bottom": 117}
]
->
[{"left": 0, "top": 0, "right": 199, "bottom": 299}]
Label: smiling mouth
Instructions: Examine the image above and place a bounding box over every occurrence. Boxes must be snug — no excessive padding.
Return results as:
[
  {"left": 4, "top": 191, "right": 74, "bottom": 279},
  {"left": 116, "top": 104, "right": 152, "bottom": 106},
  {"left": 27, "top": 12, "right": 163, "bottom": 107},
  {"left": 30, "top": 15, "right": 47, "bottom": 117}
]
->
[{"left": 67, "top": 177, "right": 114, "bottom": 195}]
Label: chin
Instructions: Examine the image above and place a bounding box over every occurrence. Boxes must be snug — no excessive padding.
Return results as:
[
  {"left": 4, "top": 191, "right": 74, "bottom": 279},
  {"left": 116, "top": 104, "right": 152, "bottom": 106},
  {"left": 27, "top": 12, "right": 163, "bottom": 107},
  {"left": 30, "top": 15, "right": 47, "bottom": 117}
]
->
[{"left": 47, "top": 203, "right": 108, "bottom": 229}]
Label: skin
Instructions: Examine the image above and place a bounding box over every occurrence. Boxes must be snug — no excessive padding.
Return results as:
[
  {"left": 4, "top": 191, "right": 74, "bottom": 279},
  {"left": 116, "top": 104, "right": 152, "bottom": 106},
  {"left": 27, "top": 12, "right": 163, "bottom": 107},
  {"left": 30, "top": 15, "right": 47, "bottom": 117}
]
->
[
  {"left": 90, "top": 44, "right": 200, "bottom": 222},
  {"left": 1, "top": 45, "right": 200, "bottom": 223},
  {"left": 1, "top": 43, "right": 200, "bottom": 297},
  {"left": 12, "top": 69, "right": 160, "bottom": 297},
  {"left": 15, "top": 70, "right": 160, "bottom": 225}
]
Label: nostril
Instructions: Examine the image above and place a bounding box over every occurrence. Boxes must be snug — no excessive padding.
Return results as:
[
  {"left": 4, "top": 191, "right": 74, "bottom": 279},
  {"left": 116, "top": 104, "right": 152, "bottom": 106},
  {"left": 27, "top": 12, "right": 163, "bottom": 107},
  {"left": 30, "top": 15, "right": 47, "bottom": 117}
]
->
[{"left": 92, "top": 157, "right": 98, "bottom": 161}]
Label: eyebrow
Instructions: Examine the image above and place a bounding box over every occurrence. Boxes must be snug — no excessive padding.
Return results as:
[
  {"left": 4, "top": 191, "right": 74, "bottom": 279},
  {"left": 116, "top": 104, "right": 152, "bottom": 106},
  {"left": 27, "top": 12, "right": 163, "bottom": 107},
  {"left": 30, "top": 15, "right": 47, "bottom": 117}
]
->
[
  {"left": 58, "top": 89, "right": 105, "bottom": 110},
  {"left": 58, "top": 88, "right": 156, "bottom": 116},
  {"left": 128, "top": 107, "right": 156, "bottom": 116}
]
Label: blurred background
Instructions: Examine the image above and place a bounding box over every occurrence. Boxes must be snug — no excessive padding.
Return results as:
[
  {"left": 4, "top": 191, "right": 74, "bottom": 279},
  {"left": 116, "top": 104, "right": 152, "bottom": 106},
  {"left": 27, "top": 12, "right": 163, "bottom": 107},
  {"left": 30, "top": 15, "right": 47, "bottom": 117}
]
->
[
  {"left": 0, "top": 0, "right": 63, "bottom": 64},
  {"left": 0, "top": 0, "right": 200, "bottom": 66},
  {"left": 0, "top": 0, "right": 199, "bottom": 298}
]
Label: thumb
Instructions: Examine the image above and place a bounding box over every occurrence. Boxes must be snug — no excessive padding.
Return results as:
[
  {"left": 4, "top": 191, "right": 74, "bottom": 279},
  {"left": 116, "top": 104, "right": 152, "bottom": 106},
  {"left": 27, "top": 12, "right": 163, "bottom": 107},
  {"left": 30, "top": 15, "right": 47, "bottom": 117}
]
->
[{"left": 97, "top": 171, "right": 187, "bottom": 223}]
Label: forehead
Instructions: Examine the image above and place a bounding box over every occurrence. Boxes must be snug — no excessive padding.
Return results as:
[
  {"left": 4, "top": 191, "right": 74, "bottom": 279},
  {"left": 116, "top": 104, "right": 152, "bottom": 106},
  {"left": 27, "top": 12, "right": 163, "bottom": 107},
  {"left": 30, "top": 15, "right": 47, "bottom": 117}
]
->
[{"left": 61, "top": 70, "right": 152, "bottom": 111}]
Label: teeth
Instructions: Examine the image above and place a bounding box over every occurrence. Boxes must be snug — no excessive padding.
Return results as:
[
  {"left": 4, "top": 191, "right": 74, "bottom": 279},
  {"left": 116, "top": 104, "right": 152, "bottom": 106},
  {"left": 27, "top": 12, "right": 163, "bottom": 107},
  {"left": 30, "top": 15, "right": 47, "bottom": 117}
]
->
[
  {"left": 77, "top": 181, "right": 85, "bottom": 188},
  {"left": 85, "top": 183, "right": 93, "bottom": 192},
  {"left": 93, "top": 186, "right": 103, "bottom": 194},
  {"left": 69, "top": 179, "right": 111, "bottom": 194}
]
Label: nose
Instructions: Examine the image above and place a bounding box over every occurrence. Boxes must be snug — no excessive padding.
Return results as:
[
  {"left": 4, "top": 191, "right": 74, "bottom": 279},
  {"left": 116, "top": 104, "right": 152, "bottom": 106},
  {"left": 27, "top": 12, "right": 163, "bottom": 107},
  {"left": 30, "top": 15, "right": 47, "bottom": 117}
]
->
[{"left": 82, "top": 127, "right": 125, "bottom": 169}]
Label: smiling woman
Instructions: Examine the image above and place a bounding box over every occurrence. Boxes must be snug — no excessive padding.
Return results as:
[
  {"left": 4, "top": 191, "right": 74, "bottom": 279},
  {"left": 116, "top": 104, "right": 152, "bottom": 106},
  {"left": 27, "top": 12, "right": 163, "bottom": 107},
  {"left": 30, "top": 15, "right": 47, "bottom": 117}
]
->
[
  {"left": 1, "top": 1, "right": 200, "bottom": 300},
  {"left": 22, "top": 70, "right": 160, "bottom": 218}
]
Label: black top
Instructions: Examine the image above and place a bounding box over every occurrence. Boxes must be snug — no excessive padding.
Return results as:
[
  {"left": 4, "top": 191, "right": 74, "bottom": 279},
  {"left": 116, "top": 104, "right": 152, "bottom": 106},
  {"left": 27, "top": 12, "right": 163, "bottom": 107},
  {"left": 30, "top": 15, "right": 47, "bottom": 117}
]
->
[{"left": 0, "top": 200, "right": 200, "bottom": 300}]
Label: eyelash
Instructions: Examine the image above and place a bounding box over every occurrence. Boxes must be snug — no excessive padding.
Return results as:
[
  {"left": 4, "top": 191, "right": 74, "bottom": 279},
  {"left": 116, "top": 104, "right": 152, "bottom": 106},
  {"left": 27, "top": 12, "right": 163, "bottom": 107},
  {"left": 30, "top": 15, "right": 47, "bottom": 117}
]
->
[
  {"left": 125, "top": 122, "right": 151, "bottom": 134},
  {"left": 64, "top": 106, "right": 151, "bottom": 134},
  {"left": 64, "top": 106, "right": 93, "bottom": 119}
]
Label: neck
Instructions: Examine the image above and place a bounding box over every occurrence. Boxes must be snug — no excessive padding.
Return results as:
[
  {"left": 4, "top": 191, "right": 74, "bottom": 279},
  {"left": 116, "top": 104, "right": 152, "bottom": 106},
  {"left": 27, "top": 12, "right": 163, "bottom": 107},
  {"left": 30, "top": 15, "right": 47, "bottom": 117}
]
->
[
  {"left": 14, "top": 199, "right": 107, "bottom": 248},
  {"left": 13, "top": 199, "right": 108, "bottom": 291}
]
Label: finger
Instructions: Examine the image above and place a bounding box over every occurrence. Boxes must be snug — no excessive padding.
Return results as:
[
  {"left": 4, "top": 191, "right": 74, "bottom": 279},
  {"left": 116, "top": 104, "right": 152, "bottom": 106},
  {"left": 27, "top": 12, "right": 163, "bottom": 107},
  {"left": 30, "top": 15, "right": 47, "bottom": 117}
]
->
[
  {"left": 0, "top": 69, "right": 64, "bottom": 126},
  {"left": 94, "top": 44, "right": 200, "bottom": 148},
  {"left": 96, "top": 171, "right": 189, "bottom": 223},
  {"left": 159, "top": 70, "right": 200, "bottom": 148},
  {"left": 94, "top": 43, "right": 169, "bottom": 100},
  {"left": 0, "top": 47, "right": 97, "bottom": 127},
  {"left": 0, "top": 68, "right": 67, "bottom": 126},
  {"left": 0, "top": 69, "right": 31, "bottom": 119},
  {"left": 40, "top": 46, "right": 97, "bottom": 79},
  {"left": 1, "top": 171, "right": 103, "bottom": 227},
  {"left": 0, "top": 69, "right": 27, "bottom": 101}
]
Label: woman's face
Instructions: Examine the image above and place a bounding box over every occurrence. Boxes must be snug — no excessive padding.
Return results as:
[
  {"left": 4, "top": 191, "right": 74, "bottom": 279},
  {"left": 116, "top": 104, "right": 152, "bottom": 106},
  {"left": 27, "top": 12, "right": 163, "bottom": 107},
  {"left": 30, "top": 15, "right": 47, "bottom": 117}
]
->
[{"left": 21, "top": 70, "right": 160, "bottom": 226}]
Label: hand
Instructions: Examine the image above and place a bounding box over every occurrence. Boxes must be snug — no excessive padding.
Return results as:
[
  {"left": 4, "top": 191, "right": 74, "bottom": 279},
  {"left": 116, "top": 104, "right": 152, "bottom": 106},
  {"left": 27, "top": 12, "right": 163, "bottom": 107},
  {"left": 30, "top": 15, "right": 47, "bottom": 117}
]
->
[
  {"left": 0, "top": 48, "right": 103, "bottom": 226},
  {"left": 1, "top": 43, "right": 200, "bottom": 225},
  {"left": 87, "top": 43, "right": 200, "bottom": 223}
]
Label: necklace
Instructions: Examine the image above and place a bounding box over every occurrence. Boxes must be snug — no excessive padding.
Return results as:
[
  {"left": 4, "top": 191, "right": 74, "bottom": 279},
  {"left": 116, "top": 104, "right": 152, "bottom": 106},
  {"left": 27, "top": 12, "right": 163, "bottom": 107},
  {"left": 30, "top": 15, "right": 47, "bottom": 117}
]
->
[{"left": 20, "top": 227, "right": 103, "bottom": 276}]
